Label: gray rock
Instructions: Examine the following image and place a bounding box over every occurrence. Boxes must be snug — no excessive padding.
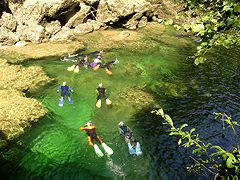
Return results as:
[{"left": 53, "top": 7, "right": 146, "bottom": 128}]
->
[
  {"left": 138, "top": 16, "right": 148, "bottom": 28},
  {"left": 65, "top": 3, "right": 91, "bottom": 28},
  {"left": 0, "top": 27, "right": 19, "bottom": 45},
  {"left": 16, "top": 24, "right": 45, "bottom": 43},
  {"left": 73, "top": 22, "right": 94, "bottom": 35},
  {"left": 0, "top": 12, "right": 17, "bottom": 31},
  {"left": 45, "top": 20, "right": 62, "bottom": 35},
  {"left": 50, "top": 26, "right": 74, "bottom": 41}
]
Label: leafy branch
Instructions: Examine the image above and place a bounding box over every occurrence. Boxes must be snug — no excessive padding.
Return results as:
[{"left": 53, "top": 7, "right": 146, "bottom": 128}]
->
[{"left": 151, "top": 108, "right": 240, "bottom": 177}]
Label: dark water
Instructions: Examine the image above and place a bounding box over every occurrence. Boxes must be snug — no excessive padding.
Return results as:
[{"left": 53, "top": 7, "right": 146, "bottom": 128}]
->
[{"left": 1, "top": 27, "right": 240, "bottom": 179}]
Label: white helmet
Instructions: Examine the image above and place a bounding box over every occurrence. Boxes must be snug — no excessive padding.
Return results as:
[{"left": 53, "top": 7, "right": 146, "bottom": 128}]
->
[
  {"left": 118, "top": 121, "right": 124, "bottom": 126},
  {"left": 86, "top": 122, "right": 92, "bottom": 126}
]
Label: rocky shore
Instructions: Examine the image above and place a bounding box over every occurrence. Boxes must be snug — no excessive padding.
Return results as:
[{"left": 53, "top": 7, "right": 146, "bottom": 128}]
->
[{"left": 0, "top": 0, "right": 186, "bottom": 46}]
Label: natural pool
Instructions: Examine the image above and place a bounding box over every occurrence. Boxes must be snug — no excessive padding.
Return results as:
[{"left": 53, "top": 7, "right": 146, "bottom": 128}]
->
[{"left": 1, "top": 26, "right": 240, "bottom": 179}]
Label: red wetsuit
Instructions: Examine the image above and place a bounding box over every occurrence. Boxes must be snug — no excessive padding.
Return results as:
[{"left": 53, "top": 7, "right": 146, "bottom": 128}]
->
[{"left": 80, "top": 125, "right": 103, "bottom": 146}]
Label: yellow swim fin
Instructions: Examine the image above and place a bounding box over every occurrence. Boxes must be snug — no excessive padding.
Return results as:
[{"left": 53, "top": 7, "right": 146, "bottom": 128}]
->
[
  {"left": 106, "top": 98, "right": 112, "bottom": 105},
  {"left": 73, "top": 66, "right": 80, "bottom": 73},
  {"left": 96, "top": 99, "right": 101, "bottom": 108},
  {"left": 67, "top": 65, "right": 75, "bottom": 71}
]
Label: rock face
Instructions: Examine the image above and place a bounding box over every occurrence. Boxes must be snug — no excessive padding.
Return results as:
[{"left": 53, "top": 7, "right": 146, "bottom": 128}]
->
[{"left": 0, "top": 0, "right": 185, "bottom": 45}]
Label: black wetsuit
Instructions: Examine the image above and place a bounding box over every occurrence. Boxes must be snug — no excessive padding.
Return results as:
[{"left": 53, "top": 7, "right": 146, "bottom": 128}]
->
[
  {"left": 96, "top": 87, "right": 107, "bottom": 100},
  {"left": 119, "top": 125, "right": 136, "bottom": 145},
  {"left": 100, "top": 60, "right": 118, "bottom": 69}
]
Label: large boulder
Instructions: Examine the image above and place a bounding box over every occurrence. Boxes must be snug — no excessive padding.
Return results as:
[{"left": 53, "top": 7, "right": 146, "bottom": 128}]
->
[
  {"left": 96, "top": 0, "right": 151, "bottom": 23},
  {"left": 50, "top": 26, "right": 74, "bottom": 41},
  {"left": 65, "top": 3, "right": 91, "bottom": 28},
  {"left": 0, "top": 12, "right": 17, "bottom": 31},
  {"left": 73, "top": 22, "right": 94, "bottom": 35},
  {"left": 0, "top": 27, "right": 19, "bottom": 45},
  {"left": 16, "top": 24, "right": 45, "bottom": 43},
  {"left": 45, "top": 20, "right": 62, "bottom": 36},
  {"left": 12, "top": 0, "right": 80, "bottom": 26}
]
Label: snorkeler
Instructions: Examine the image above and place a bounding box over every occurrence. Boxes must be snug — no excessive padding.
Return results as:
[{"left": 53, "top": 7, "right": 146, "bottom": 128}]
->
[
  {"left": 80, "top": 121, "right": 113, "bottom": 157},
  {"left": 100, "top": 59, "right": 119, "bottom": 75},
  {"left": 118, "top": 121, "right": 142, "bottom": 156},
  {"left": 57, "top": 82, "right": 74, "bottom": 107},
  {"left": 96, "top": 83, "right": 112, "bottom": 108},
  {"left": 67, "top": 55, "right": 90, "bottom": 73}
]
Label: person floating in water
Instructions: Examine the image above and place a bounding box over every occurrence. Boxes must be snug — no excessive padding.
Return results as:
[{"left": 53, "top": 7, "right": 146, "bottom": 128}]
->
[
  {"left": 100, "top": 59, "right": 119, "bottom": 75},
  {"left": 80, "top": 121, "right": 113, "bottom": 157},
  {"left": 67, "top": 55, "right": 89, "bottom": 73},
  {"left": 118, "top": 121, "right": 142, "bottom": 156},
  {"left": 96, "top": 83, "right": 112, "bottom": 108},
  {"left": 57, "top": 82, "right": 74, "bottom": 107}
]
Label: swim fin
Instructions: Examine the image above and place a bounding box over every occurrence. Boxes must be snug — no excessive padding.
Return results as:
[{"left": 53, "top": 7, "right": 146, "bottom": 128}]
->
[
  {"left": 58, "top": 97, "right": 64, "bottom": 107},
  {"left": 135, "top": 142, "right": 142, "bottom": 156},
  {"left": 106, "top": 98, "right": 112, "bottom": 105},
  {"left": 106, "top": 69, "right": 112, "bottom": 75},
  {"left": 102, "top": 143, "right": 114, "bottom": 156},
  {"left": 96, "top": 99, "right": 101, "bottom": 108},
  {"left": 127, "top": 143, "right": 136, "bottom": 156},
  {"left": 73, "top": 65, "right": 80, "bottom": 73},
  {"left": 93, "top": 64, "right": 100, "bottom": 71},
  {"left": 68, "top": 97, "right": 73, "bottom": 104},
  {"left": 93, "top": 144, "right": 104, "bottom": 157},
  {"left": 67, "top": 65, "right": 75, "bottom": 71}
]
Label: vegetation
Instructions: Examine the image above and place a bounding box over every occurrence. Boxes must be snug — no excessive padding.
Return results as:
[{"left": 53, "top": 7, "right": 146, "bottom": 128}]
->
[
  {"left": 0, "top": 58, "right": 51, "bottom": 140},
  {"left": 179, "top": 0, "right": 240, "bottom": 65},
  {"left": 152, "top": 109, "right": 240, "bottom": 178}
]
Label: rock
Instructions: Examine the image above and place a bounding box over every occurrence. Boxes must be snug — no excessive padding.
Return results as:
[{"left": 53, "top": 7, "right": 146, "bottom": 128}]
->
[
  {"left": 50, "top": 26, "right": 74, "bottom": 41},
  {"left": 14, "top": 41, "right": 29, "bottom": 47},
  {"left": 65, "top": 3, "right": 91, "bottom": 28},
  {"left": 87, "top": 19, "right": 103, "bottom": 30},
  {"left": 45, "top": 20, "right": 62, "bottom": 35},
  {"left": 138, "top": 16, "right": 148, "bottom": 28},
  {"left": 73, "top": 22, "right": 94, "bottom": 35},
  {"left": 124, "top": 13, "right": 143, "bottom": 30},
  {"left": 16, "top": 24, "right": 45, "bottom": 43},
  {"left": 0, "top": 12, "right": 17, "bottom": 31},
  {"left": 0, "top": 27, "right": 19, "bottom": 45},
  {"left": 12, "top": 0, "right": 80, "bottom": 28},
  {"left": 119, "top": 31, "right": 130, "bottom": 39}
]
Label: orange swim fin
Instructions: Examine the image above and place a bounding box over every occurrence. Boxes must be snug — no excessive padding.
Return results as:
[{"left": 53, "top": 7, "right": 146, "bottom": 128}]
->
[
  {"left": 106, "top": 69, "right": 112, "bottom": 75},
  {"left": 93, "top": 64, "right": 100, "bottom": 71}
]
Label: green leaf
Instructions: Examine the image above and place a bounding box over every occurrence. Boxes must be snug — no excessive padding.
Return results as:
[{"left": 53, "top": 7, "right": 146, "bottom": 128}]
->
[
  {"left": 180, "top": 124, "right": 188, "bottom": 130},
  {"left": 164, "top": 114, "right": 173, "bottom": 127},
  {"left": 234, "top": 5, "right": 240, "bottom": 13},
  {"left": 226, "top": 157, "right": 235, "bottom": 168},
  {"left": 178, "top": 138, "right": 182, "bottom": 145},
  {"left": 169, "top": 132, "right": 179, "bottom": 136},
  {"left": 191, "top": 23, "right": 205, "bottom": 33}
]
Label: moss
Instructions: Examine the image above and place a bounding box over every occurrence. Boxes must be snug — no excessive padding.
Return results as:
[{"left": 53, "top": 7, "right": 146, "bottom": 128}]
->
[{"left": 0, "top": 89, "right": 47, "bottom": 140}]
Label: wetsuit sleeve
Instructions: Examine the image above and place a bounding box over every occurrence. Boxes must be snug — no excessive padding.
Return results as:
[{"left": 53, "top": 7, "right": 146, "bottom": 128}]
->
[
  {"left": 68, "top": 86, "right": 74, "bottom": 92},
  {"left": 57, "top": 86, "right": 61, "bottom": 93}
]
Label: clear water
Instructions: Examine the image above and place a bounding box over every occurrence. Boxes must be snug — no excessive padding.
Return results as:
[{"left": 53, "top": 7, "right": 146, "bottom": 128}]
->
[{"left": 1, "top": 27, "right": 240, "bottom": 179}]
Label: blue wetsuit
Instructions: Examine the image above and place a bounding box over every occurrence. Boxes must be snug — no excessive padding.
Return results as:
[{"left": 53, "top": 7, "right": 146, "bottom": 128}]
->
[{"left": 58, "top": 85, "right": 73, "bottom": 97}]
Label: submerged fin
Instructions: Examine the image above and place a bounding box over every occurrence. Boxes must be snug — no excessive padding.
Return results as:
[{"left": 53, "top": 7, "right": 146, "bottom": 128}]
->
[
  {"left": 106, "top": 98, "right": 112, "bottom": 105},
  {"left": 73, "top": 66, "right": 80, "bottom": 73},
  {"left": 68, "top": 97, "right": 73, "bottom": 104},
  {"left": 96, "top": 99, "right": 101, "bottom": 108},
  {"left": 67, "top": 65, "right": 75, "bottom": 71},
  {"left": 93, "top": 144, "right": 104, "bottom": 157},
  {"left": 127, "top": 143, "right": 136, "bottom": 155},
  {"left": 102, "top": 143, "right": 114, "bottom": 156},
  {"left": 135, "top": 142, "right": 142, "bottom": 156},
  {"left": 58, "top": 97, "right": 64, "bottom": 107}
]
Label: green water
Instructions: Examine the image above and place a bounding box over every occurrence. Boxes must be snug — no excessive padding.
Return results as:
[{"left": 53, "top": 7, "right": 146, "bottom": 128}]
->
[{"left": 2, "top": 27, "right": 240, "bottom": 179}]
